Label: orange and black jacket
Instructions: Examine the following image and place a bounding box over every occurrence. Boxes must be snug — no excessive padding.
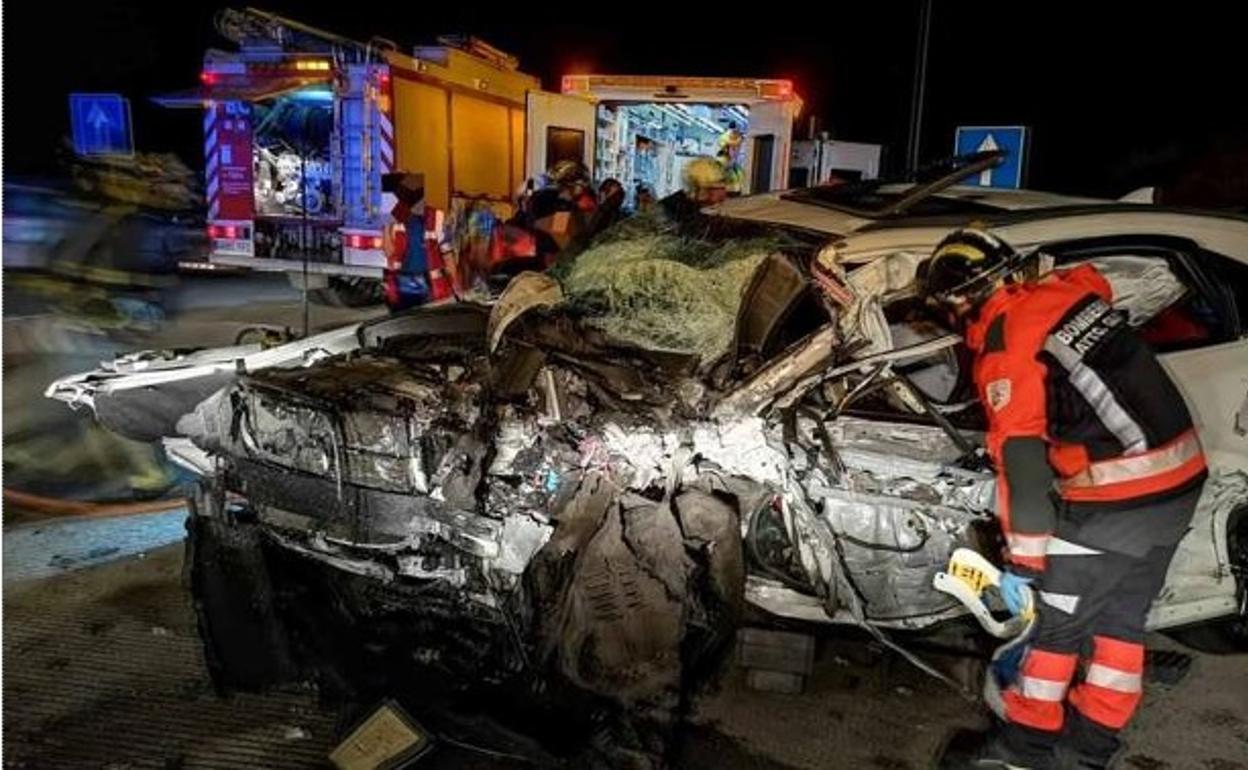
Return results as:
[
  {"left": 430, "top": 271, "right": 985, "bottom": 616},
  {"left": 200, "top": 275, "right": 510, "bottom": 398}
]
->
[{"left": 965, "top": 264, "right": 1207, "bottom": 574}]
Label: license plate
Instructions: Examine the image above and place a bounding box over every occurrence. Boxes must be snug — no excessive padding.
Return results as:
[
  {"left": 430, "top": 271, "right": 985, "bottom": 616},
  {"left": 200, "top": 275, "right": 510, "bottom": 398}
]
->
[{"left": 213, "top": 238, "right": 254, "bottom": 256}]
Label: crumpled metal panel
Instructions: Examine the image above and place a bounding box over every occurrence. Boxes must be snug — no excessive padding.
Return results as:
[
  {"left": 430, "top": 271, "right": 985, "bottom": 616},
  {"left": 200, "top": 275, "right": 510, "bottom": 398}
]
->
[
  {"left": 815, "top": 486, "right": 977, "bottom": 621},
  {"left": 772, "top": 411, "right": 995, "bottom": 624},
  {"left": 497, "top": 514, "right": 554, "bottom": 576},
  {"left": 691, "top": 418, "right": 791, "bottom": 488},
  {"left": 714, "top": 325, "right": 840, "bottom": 417},
  {"left": 588, "top": 416, "right": 790, "bottom": 491},
  {"left": 823, "top": 416, "right": 971, "bottom": 467},
  {"left": 487, "top": 272, "right": 564, "bottom": 353}
]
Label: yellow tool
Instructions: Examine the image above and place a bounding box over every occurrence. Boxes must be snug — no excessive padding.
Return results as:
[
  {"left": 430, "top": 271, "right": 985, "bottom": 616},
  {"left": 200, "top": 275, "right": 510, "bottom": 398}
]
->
[
  {"left": 932, "top": 547, "right": 1034, "bottom": 639},
  {"left": 934, "top": 548, "right": 1040, "bottom": 719}
]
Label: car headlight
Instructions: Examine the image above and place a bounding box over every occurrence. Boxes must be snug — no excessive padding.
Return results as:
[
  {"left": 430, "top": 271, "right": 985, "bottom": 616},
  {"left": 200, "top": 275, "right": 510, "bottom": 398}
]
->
[
  {"left": 341, "top": 408, "right": 421, "bottom": 493},
  {"left": 240, "top": 391, "right": 429, "bottom": 494},
  {"left": 240, "top": 392, "right": 336, "bottom": 476}
]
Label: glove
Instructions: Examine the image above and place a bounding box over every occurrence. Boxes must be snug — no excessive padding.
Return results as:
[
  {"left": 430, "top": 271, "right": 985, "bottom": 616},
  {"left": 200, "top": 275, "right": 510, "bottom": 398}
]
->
[{"left": 999, "top": 571, "right": 1034, "bottom": 617}]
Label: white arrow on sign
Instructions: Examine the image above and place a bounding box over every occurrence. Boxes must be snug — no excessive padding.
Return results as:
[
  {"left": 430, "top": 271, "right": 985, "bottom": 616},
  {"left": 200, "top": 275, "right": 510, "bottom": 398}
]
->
[
  {"left": 977, "top": 134, "right": 999, "bottom": 186},
  {"left": 87, "top": 103, "right": 112, "bottom": 147}
]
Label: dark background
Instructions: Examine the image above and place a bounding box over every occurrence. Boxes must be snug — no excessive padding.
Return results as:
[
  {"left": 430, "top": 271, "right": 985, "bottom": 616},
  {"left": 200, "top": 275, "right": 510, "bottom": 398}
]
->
[{"left": 4, "top": 1, "right": 1245, "bottom": 203}]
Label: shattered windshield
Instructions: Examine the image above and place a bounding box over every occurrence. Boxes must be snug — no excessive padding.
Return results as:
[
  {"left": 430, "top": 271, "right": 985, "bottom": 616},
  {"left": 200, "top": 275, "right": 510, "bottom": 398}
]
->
[{"left": 548, "top": 211, "right": 826, "bottom": 363}]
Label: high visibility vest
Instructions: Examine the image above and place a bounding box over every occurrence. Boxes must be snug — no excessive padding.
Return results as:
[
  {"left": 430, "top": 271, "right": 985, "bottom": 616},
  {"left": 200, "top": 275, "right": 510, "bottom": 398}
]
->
[{"left": 424, "top": 208, "right": 452, "bottom": 302}]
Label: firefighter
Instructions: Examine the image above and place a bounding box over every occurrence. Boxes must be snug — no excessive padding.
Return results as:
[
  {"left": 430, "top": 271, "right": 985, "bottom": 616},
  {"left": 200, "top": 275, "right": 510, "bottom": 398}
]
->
[
  {"left": 547, "top": 159, "right": 597, "bottom": 213},
  {"left": 918, "top": 228, "right": 1208, "bottom": 770}
]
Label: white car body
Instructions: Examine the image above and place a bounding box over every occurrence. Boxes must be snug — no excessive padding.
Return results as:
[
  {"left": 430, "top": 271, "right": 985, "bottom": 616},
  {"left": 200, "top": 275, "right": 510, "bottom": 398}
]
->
[{"left": 47, "top": 182, "right": 1248, "bottom": 634}]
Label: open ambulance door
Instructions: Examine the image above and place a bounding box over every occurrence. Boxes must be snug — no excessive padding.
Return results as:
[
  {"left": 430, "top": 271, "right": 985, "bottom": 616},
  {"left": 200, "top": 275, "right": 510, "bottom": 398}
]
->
[
  {"left": 743, "top": 99, "right": 794, "bottom": 194},
  {"left": 525, "top": 91, "right": 596, "bottom": 181}
]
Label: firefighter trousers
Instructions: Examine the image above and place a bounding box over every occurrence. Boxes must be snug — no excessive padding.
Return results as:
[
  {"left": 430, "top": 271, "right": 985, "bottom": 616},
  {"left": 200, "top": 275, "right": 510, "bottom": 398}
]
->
[{"left": 999, "top": 538, "right": 1182, "bottom": 764}]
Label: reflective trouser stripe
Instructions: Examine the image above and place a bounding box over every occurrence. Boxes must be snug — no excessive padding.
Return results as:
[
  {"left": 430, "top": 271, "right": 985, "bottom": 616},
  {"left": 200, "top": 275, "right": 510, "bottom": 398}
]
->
[
  {"left": 1020, "top": 676, "right": 1069, "bottom": 702},
  {"left": 1003, "top": 648, "right": 1078, "bottom": 733},
  {"left": 1085, "top": 663, "right": 1142, "bottom": 693},
  {"left": 1070, "top": 635, "right": 1145, "bottom": 730}
]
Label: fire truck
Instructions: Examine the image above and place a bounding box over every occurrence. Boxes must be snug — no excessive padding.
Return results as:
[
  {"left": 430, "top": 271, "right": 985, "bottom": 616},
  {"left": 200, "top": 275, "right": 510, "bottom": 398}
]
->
[{"left": 159, "top": 8, "right": 803, "bottom": 305}]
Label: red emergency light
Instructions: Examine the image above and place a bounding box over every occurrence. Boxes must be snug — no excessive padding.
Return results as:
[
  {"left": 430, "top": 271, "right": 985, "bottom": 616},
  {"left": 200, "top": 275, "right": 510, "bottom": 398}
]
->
[
  {"left": 346, "top": 234, "right": 384, "bottom": 250},
  {"left": 200, "top": 71, "right": 219, "bottom": 86},
  {"left": 208, "top": 224, "right": 241, "bottom": 239},
  {"left": 760, "top": 80, "right": 795, "bottom": 100}
]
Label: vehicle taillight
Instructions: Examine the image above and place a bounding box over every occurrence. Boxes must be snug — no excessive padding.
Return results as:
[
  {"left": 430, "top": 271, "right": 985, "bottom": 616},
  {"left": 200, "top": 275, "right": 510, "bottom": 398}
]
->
[
  {"left": 346, "top": 234, "right": 383, "bottom": 250},
  {"left": 200, "top": 71, "right": 218, "bottom": 86}
]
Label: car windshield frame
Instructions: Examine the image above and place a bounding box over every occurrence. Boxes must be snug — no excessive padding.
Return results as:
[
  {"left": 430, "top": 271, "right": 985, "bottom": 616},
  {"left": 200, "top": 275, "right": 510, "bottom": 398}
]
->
[{"left": 779, "top": 150, "right": 1009, "bottom": 220}]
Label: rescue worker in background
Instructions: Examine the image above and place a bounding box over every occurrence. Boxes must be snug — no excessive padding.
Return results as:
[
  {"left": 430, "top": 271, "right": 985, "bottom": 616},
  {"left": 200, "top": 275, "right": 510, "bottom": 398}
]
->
[
  {"left": 919, "top": 228, "right": 1207, "bottom": 770},
  {"left": 717, "top": 122, "right": 745, "bottom": 196},
  {"left": 718, "top": 121, "right": 744, "bottom": 166},
  {"left": 661, "top": 156, "right": 728, "bottom": 222},
  {"left": 635, "top": 184, "right": 657, "bottom": 212},
  {"left": 718, "top": 149, "right": 744, "bottom": 196},
  {"left": 547, "top": 159, "right": 597, "bottom": 213},
  {"left": 498, "top": 160, "right": 599, "bottom": 273}
]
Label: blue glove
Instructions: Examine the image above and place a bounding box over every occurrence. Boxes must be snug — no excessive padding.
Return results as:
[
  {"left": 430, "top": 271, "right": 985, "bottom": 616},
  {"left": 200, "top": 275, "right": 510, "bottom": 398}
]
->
[{"left": 999, "top": 571, "right": 1034, "bottom": 616}]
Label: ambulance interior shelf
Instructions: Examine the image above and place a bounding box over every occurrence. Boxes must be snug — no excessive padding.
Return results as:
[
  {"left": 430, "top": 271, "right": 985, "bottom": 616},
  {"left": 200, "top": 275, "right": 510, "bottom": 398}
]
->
[{"left": 593, "top": 102, "right": 749, "bottom": 205}]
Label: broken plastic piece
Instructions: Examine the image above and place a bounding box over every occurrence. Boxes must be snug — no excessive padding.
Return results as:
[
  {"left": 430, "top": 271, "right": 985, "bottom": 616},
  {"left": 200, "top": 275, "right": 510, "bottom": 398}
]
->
[{"left": 329, "top": 700, "right": 432, "bottom": 770}]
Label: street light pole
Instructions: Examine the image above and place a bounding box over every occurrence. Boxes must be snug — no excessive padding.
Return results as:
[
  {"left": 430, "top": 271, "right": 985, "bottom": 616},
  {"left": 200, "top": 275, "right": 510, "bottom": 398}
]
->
[{"left": 906, "top": 0, "right": 934, "bottom": 177}]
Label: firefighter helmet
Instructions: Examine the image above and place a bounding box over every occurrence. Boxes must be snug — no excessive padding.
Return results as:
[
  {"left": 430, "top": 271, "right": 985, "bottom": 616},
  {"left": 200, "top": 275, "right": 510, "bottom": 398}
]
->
[
  {"left": 548, "top": 159, "right": 590, "bottom": 188},
  {"left": 916, "top": 227, "right": 1020, "bottom": 313},
  {"left": 683, "top": 156, "right": 726, "bottom": 196}
]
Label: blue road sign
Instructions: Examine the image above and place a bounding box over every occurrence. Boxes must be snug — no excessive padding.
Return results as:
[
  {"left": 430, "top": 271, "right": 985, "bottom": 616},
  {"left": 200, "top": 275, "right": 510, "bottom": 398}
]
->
[
  {"left": 954, "top": 126, "right": 1028, "bottom": 189},
  {"left": 69, "top": 93, "right": 134, "bottom": 156}
]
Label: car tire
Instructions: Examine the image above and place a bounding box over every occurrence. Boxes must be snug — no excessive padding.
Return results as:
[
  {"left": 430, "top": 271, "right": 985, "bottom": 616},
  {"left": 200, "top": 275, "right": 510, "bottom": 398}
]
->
[
  {"left": 309, "top": 276, "right": 383, "bottom": 308},
  {"left": 184, "top": 483, "right": 297, "bottom": 692},
  {"left": 1165, "top": 505, "right": 1248, "bottom": 654}
]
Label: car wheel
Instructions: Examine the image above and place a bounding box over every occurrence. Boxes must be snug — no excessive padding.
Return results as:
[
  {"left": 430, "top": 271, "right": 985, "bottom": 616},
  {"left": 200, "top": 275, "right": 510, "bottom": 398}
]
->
[
  {"left": 184, "top": 483, "right": 296, "bottom": 691},
  {"left": 1165, "top": 505, "right": 1248, "bottom": 654}
]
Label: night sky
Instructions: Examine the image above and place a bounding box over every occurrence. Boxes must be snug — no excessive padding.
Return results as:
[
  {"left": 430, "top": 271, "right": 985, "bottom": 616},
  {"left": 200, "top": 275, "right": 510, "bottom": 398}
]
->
[{"left": 4, "top": 1, "right": 1245, "bottom": 201}]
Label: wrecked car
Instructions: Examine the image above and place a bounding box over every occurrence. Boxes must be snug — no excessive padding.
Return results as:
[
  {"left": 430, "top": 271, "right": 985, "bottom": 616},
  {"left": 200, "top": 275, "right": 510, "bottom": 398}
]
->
[{"left": 46, "top": 155, "right": 1248, "bottom": 760}]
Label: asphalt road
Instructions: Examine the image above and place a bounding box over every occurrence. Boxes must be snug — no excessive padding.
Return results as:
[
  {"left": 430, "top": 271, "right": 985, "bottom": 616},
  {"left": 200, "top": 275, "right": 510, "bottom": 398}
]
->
[{"left": 3, "top": 536, "right": 1246, "bottom": 769}]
